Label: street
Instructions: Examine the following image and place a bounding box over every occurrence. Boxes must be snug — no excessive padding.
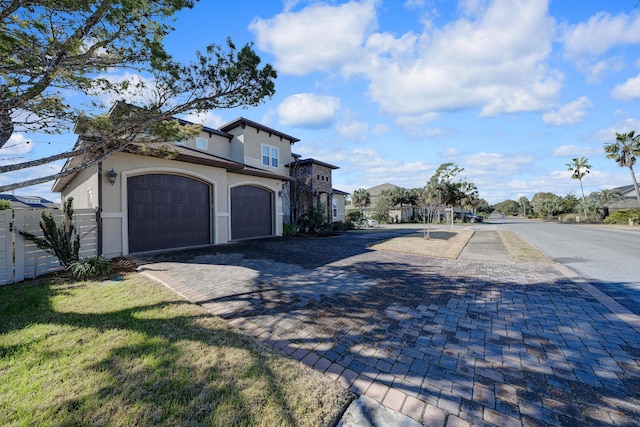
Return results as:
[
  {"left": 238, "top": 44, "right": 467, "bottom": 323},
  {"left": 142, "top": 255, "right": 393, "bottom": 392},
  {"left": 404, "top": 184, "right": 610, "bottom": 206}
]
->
[{"left": 489, "top": 216, "right": 640, "bottom": 314}]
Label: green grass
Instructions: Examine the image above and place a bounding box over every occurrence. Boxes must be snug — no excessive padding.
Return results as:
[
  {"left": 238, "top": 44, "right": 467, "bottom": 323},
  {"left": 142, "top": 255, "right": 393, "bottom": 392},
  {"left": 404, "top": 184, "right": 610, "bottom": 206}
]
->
[{"left": 0, "top": 275, "right": 352, "bottom": 426}]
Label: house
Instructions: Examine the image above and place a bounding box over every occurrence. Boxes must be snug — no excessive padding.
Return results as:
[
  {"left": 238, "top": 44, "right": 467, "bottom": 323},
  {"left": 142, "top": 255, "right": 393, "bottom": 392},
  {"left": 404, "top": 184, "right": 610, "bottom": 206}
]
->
[
  {"left": 348, "top": 183, "right": 416, "bottom": 222},
  {"left": 0, "top": 194, "right": 59, "bottom": 210},
  {"left": 286, "top": 156, "right": 348, "bottom": 223},
  {"left": 53, "top": 114, "right": 347, "bottom": 257},
  {"left": 609, "top": 184, "right": 640, "bottom": 210}
]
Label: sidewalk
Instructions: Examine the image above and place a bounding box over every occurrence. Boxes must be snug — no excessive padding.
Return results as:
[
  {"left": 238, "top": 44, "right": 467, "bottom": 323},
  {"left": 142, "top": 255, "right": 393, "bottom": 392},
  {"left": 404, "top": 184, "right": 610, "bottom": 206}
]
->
[{"left": 136, "top": 232, "right": 640, "bottom": 426}]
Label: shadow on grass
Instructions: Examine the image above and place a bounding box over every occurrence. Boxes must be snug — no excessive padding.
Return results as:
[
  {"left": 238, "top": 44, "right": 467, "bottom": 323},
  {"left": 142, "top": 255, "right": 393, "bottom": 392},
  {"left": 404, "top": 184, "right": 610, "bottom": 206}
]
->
[{"left": 0, "top": 279, "right": 351, "bottom": 426}]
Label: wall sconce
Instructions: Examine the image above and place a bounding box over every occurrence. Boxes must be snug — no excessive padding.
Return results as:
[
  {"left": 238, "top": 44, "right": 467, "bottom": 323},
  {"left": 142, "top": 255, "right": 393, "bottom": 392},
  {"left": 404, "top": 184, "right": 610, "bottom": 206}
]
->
[{"left": 106, "top": 168, "right": 118, "bottom": 186}]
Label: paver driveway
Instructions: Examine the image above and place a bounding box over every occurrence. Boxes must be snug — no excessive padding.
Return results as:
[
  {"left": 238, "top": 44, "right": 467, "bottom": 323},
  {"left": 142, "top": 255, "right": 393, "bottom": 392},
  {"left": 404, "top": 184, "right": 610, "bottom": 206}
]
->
[{"left": 136, "top": 231, "right": 640, "bottom": 426}]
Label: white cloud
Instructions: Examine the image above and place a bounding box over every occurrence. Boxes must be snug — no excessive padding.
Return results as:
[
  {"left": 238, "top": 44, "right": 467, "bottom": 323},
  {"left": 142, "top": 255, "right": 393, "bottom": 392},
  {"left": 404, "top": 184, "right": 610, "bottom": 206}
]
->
[
  {"left": 1, "top": 134, "right": 34, "bottom": 156},
  {"left": 358, "top": 0, "right": 560, "bottom": 117},
  {"left": 553, "top": 145, "right": 602, "bottom": 157},
  {"left": 249, "top": 0, "right": 378, "bottom": 75},
  {"left": 562, "top": 11, "right": 640, "bottom": 59},
  {"left": 277, "top": 93, "right": 341, "bottom": 128},
  {"left": 371, "top": 124, "right": 390, "bottom": 136},
  {"left": 182, "top": 111, "right": 225, "bottom": 129},
  {"left": 611, "top": 74, "right": 640, "bottom": 100},
  {"left": 542, "top": 97, "right": 593, "bottom": 126},
  {"left": 336, "top": 119, "right": 369, "bottom": 142}
]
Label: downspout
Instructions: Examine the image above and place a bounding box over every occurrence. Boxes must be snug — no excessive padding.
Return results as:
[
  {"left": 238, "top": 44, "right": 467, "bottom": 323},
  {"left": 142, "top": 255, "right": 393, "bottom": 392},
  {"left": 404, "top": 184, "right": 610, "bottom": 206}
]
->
[{"left": 97, "top": 162, "right": 103, "bottom": 255}]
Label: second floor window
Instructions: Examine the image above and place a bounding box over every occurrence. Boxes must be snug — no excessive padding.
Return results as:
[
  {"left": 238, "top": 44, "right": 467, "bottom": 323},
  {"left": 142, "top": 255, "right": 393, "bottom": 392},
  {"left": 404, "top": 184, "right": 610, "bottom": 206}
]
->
[
  {"left": 197, "top": 138, "right": 208, "bottom": 150},
  {"left": 262, "top": 145, "right": 279, "bottom": 167}
]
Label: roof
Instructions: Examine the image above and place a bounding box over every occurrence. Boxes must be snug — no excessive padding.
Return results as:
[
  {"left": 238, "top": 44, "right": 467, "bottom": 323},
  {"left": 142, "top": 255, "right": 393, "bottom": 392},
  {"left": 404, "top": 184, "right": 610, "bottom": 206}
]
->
[
  {"left": 220, "top": 117, "right": 300, "bottom": 144},
  {"left": 0, "top": 194, "right": 59, "bottom": 209},
  {"left": 332, "top": 188, "right": 349, "bottom": 195},
  {"left": 286, "top": 158, "right": 340, "bottom": 170},
  {"left": 125, "top": 143, "right": 294, "bottom": 181}
]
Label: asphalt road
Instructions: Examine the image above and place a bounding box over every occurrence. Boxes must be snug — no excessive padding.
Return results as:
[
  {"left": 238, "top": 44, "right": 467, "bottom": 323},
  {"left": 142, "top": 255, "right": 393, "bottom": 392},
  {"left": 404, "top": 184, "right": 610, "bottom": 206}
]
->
[{"left": 487, "top": 216, "right": 640, "bottom": 314}]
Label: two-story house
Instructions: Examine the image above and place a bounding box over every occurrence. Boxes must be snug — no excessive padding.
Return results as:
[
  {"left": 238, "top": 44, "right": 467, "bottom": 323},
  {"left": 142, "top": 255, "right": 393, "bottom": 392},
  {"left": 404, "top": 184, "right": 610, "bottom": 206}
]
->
[{"left": 53, "top": 114, "right": 346, "bottom": 257}]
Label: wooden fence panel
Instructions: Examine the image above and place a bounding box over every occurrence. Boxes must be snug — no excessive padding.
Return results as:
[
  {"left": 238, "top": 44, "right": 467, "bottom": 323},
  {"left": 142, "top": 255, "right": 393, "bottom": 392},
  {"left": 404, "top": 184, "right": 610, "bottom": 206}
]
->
[{"left": 1, "top": 208, "right": 98, "bottom": 285}]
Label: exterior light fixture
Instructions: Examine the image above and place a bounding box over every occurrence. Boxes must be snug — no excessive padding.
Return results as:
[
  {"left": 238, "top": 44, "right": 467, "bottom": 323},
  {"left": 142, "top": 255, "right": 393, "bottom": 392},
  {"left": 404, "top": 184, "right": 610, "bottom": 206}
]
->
[{"left": 106, "top": 168, "right": 118, "bottom": 185}]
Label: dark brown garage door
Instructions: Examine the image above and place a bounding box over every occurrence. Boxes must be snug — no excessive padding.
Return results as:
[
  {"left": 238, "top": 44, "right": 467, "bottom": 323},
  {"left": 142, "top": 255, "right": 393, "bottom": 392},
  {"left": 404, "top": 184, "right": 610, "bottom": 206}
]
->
[
  {"left": 128, "top": 174, "right": 210, "bottom": 253},
  {"left": 230, "top": 186, "right": 273, "bottom": 240}
]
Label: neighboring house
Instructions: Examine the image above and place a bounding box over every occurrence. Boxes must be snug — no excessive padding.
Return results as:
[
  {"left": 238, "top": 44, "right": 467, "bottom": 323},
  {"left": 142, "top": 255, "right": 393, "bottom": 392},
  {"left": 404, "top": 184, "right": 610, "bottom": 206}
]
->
[
  {"left": 348, "top": 183, "right": 416, "bottom": 222},
  {"left": 53, "top": 113, "right": 345, "bottom": 257},
  {"left": 609, "top": 185, "right": 640, "bottom": 211},
  {"left": 0, "top": 194, "right": 59, "bottom": 210},
  {"left": 286, "top": 156, "right": 348, "bottom": 223}
]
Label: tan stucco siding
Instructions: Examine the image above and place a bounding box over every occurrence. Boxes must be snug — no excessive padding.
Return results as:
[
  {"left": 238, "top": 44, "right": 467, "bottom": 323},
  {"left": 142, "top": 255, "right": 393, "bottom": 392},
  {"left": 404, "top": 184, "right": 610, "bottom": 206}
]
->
[
  {"left": 60, "top": 164, "right": 99, "bottom": 209},
  {"left": 333, "top": 194, "right": 346, "bottom": 223},
  {"left": 241, "top": 126, "right": 292, "bottom": 176}
]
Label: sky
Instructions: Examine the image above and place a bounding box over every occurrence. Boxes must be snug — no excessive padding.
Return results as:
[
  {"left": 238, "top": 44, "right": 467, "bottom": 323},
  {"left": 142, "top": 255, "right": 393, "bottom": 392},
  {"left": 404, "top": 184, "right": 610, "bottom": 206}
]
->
[{"left": 3, "top": 0, "right": 640, "bottom": 205}]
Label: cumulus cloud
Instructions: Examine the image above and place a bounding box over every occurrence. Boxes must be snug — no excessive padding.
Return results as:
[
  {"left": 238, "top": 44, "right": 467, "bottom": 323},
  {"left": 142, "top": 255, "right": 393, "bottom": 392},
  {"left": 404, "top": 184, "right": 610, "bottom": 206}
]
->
[
  {"left": 562, "top": 11, "right": 640, "bottom": 59},
  {"left": 1, "top": 134, "right": 33, "bottom": 156},
  {"left": 611, "top": 74, "right": 640, "bottom": 100},
  {"left": 249, "top": 0, "right": 378, "bottom": 75},
  {"left": 277, "top": 93, "right": 341, "bottom": 128},
  {"left": 336, "top": 119, "right": 369, "bottom": 141},
  {"left": 542, "top": 97, "right": 593, "bottom": 126},
  {"left": 182, "top": 111, "right": 225, "bottom": 129},
  {"left": 553, "top": 145, "right": 600, "bottom": 157}
]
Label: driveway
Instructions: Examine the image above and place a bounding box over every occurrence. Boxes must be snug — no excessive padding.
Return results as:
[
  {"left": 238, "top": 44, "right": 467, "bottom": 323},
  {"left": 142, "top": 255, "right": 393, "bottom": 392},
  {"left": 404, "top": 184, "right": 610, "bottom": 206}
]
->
[{"left": 136, "top": 231, "right": 640, "bottom": 426}]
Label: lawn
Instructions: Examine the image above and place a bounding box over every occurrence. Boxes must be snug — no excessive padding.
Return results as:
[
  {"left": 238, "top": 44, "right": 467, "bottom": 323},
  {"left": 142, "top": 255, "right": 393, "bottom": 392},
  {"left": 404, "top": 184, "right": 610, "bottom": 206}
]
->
[{"left": 0, "top": 274, "right": 352, "bottom": 426}]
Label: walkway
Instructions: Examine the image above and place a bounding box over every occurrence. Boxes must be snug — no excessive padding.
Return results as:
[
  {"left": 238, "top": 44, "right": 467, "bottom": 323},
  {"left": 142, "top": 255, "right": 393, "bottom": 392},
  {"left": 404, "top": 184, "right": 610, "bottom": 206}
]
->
[{"left": 136, "top": 231, "right": 640, "bottom": 426}]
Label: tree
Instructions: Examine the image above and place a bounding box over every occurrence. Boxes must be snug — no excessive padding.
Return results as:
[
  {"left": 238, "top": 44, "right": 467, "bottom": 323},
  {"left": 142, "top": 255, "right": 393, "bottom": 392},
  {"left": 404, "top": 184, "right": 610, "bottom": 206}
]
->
[
  {"left": 371, "top": 189, "right": 393, "bottom": 223},
  {"left": 531, "top": 192, "right": 563, "bottom": 218},
  {"left": 518, "top": 196, "right": 530, "bottom": 217},
  {"left": 351, "top": 188, "right": 371, "bottom": 211},
  {"left": 391, "top": 186, "right": 409, "bottom": 222},
  {"left": 494, "top": 199, "right": 520, "bottom": 216},
  {"left": 0, "top": 1, "right": 277, "bottom": 192},
  {"left": 604, "top": 131, "right": 640, "bottom": 204},
  {"left": 428, "top": 163, "right": 466, "bottom": 229},
  {"left": 588, "top": 189, "right": 624, "bottom": 219},
  {"left": 566, "top": 156, "right": 592, "bottom": 217},
  {"left": 415, "top": 185, "right": 442, "bottom": 239}
]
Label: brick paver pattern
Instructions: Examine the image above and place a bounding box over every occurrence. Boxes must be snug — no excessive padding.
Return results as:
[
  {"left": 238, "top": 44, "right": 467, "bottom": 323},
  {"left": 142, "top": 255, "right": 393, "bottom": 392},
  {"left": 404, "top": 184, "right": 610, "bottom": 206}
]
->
[{"left": 137, "top": 233, "right": 640, "bottom": 427}]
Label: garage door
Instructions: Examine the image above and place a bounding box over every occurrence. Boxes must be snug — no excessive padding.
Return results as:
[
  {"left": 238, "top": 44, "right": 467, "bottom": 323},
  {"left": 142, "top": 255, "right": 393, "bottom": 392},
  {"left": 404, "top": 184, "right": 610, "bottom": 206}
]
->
[
  {"left": 230, "top": 186, "right": 273, "bottom": 240},
  {"left": 128, "top": 174, "right": 210, "bottom": 253}
]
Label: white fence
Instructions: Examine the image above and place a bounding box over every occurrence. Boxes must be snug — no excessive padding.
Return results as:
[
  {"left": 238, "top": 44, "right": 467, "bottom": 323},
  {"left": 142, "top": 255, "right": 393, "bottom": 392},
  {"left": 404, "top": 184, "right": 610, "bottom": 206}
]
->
[{"left": 0, "top": 209, "right": 97, "bottom": 285}]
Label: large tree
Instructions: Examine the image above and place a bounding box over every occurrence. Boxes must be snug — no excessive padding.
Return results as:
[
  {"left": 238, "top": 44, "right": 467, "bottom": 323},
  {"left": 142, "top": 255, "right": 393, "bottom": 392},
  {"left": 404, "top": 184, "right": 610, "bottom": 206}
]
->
[
  {"left": 351, "top": 188, "right": 371, "bottom": 211},
  {"left": 604, "top": 131, "right": 640, "bottom": 204},
  {"left": 0, "top": 1, "right": 277, "bottom": 192},
  {"left": 566, "top": 156, "right": 591, "bottom": 217}
]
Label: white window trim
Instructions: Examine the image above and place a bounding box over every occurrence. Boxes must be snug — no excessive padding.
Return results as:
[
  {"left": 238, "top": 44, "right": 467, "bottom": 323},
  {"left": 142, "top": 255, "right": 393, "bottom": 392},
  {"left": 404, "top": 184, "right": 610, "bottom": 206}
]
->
[
  {"left": 261, "top": 144, "right": 279, "bottom": 168},
  {"left": 197, "top": 138, "right": 208, "bottom": 150}
]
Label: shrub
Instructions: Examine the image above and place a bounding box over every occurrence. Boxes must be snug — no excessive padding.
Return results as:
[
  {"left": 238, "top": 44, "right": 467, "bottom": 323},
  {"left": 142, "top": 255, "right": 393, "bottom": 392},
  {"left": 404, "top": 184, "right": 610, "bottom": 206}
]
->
[
  {"left": 68, "top": 256, "right": 114, "bottom": 281},
  {"left": 0, "top": 199, "right": 11, "bottom": 210},
  {"left": 283, "top": 223, "right": 297, "bottom": 236},
  {"left": 604, "top": 209, "right": 640, "bottom": 225},
  {"left": 19, "top": 198, "right": 79, "bottom": 268}
]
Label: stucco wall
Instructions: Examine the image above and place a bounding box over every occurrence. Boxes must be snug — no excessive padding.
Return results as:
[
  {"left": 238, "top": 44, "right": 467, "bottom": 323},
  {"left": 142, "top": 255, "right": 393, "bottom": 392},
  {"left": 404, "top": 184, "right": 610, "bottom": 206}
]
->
[{"left": 62, "top": 152, "right": 283, "bottom": 257}]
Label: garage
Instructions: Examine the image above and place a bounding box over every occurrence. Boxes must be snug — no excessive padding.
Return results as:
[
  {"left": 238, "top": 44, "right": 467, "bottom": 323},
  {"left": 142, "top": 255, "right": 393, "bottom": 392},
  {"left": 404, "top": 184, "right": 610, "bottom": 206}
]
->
[
  {"left": 127, "top": 174, "right": 211, "bottom": 253},
  {"left": 230, "top": 185, "right": 273, "bottom": 240}
]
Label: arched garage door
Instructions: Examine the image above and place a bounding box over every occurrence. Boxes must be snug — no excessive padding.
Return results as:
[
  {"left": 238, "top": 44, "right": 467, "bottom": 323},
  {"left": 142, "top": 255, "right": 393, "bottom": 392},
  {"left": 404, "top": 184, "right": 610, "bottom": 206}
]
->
[
  {"left": 128, "top": 174, "right": 211, "bottom": 253},
  {"left": 230, "top": 186, "right": 273, "bottom": 240}
]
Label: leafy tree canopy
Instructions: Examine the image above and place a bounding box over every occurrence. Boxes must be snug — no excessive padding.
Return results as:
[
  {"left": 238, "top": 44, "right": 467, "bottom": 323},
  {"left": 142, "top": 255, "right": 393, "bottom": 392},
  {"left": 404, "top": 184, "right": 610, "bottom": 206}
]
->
[{"left": 0, "top": 0, "right": 277, "bottom": 192}]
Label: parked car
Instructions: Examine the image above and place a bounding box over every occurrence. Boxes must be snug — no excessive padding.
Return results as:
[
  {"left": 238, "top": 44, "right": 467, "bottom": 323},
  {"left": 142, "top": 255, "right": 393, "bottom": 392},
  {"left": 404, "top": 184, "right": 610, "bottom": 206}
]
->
[
  {"left": 454, "top": 211, "right": 484, "bottom": 223},
  {"left": 365, "top": 218, "right": 379, "bottom": 227}
]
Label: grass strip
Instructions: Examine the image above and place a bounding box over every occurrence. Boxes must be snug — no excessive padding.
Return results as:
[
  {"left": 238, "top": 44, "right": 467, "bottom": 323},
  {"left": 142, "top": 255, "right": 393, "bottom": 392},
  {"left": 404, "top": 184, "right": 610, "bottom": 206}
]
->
[
  {"left": 370, "top": 230, "right": 474, "bottom": 259},
  {"left": 497, "top": 230, "right": 553, "bottom": 263},
  {"left": 0, "top": 274, "right": 352, "bottom": 426}
]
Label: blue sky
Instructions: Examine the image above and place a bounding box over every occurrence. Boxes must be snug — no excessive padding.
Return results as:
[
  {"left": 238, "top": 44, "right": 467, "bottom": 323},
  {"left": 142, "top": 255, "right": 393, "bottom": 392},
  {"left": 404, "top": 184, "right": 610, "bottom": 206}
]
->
[{"left": 4, "top": 0, "right": 640, "bottom": 204}]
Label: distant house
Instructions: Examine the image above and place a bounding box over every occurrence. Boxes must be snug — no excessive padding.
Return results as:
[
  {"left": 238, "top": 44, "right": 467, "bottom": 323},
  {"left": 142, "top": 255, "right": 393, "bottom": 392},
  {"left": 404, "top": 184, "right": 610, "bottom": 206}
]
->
[
  {"left": 0, "top": 194, "right": 59, "bottom": 210},
  {"left": 609, "top": 185, "right": 640, "bottom": 210},
  {"left": 347, "top": 183, "right": 416, "bottom": 222}
]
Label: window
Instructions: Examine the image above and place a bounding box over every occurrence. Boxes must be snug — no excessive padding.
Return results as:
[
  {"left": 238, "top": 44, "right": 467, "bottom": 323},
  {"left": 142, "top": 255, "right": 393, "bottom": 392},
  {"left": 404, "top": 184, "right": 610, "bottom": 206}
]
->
[
  {"left": 87, "top": 188, "right": 93, "bottom": 209},
  {"left": 197, "top": 138, "right": 207, "bottom": 150},
  {"left": 333, "top": 199, "right": 337, "bottom": 218},
  {"left": 262, "top": 145, "right": 279, "bottom": 168}
]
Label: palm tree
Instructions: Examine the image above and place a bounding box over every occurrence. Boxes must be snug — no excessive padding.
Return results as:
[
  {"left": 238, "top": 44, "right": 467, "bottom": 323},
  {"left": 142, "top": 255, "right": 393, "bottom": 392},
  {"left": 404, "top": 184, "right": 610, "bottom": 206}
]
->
[
  {"left": 518, "top": 196, "right": 529, "bottom": 217},
  {"left": 566, "top": 156, "right": 591, "bottom": 217},
  {"left": 591, "top": 189, "right": 625, "bottom": 219},
  {"left": 604, "top": 131, "right": 640, "bottom": 204},
  {"left": 351, "top": 188, "right": 371, "bottom": 211}
]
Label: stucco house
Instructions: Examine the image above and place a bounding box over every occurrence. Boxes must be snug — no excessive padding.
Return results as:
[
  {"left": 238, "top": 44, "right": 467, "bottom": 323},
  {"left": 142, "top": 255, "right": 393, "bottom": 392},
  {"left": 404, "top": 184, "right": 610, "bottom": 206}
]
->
[
  {"left": 609, "top": 184, "right": 640, "bottom": 211},
  {"left": 53, "top": 115, "right": 346, "bottom": 257},
  {"left": 0, "top": 194, "right": 59, "bottom": 210}
]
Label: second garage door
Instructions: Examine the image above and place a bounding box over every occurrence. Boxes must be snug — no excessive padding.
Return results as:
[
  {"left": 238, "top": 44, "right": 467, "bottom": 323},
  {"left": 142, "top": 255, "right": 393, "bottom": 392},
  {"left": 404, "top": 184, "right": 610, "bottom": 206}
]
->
[
  {"left": 128, "top": 174, "right": 211, "bottom": 253},
  {"left": 230, "top": 185, "right": 273, "bottom": 240}
]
